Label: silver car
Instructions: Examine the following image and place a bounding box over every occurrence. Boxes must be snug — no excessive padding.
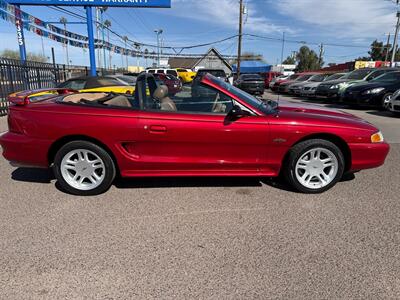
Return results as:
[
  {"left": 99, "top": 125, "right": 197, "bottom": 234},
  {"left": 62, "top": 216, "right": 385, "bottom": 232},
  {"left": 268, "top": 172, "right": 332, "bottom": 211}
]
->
[
  {"left": 300, "top": 73, "right": 347, "bottom": 97},
  {"left": 388, "top": 89, "right": 400, "bottom": 115}
]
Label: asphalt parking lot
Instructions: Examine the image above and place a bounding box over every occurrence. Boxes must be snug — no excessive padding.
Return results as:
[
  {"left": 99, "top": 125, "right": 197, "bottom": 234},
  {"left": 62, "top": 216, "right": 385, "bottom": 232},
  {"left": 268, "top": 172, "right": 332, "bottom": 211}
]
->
[{"left": 0, "top": 95, "right": 400, "bottom": 298}]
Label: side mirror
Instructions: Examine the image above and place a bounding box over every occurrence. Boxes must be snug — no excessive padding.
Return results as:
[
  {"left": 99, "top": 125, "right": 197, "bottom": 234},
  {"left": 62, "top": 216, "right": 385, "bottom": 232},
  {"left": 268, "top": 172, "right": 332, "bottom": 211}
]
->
[{"left": 227, "top": 105, "right": 251, "bottom": 120}]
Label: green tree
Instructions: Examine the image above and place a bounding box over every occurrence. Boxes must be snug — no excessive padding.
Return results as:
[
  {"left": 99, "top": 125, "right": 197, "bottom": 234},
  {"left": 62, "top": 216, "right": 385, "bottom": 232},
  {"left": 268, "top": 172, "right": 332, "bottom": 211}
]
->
[
  {"left": 368, "top": 40, "right": 385, "bottom": 61},
  {"left": 282, "top": 55, "right": 296, "bottom": 64},
  {"left": 296, "top": 46, "right": 322, "bottom": 72},
  {"left": 0, "top": 49, "right": 48, "bottom": 62}
]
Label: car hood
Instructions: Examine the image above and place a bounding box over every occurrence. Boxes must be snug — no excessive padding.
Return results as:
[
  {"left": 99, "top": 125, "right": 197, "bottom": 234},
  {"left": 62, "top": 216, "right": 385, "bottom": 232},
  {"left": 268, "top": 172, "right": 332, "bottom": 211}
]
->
[
  {"left": 279, "top": 80, "right": 297, "bottom": 86},
  {"left": 274, "top": 100, "right": 376, "bottom": 131},
  {"left": 346, "top": 81, "right": 394, "bottom": 92},
  {"left": 288, "top": 81, "right": 310, "bottom": 88},
  {"left": 302, "top": 81, "right": 322, "bottom": 88}
]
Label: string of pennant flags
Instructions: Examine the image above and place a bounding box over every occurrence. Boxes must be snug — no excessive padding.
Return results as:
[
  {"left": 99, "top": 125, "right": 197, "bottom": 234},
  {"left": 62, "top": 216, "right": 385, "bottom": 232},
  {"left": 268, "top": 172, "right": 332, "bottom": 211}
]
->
[{"left": 0, "top": 0, "right": 155, "bottom": 58}]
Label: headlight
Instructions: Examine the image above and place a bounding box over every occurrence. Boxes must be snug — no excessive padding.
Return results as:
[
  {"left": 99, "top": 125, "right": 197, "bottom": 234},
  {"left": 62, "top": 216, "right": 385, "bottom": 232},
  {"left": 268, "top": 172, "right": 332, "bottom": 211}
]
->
[
  {"left": 311, "top": 87, "right": 317, "bottom": 90},
  {"left": 330, "top": 84, "right": 339, "bottom": 90},
  {"left": 371, "top": 131, "right": 384, "bottom": 143},
  {"left": 362, "top": 87, "right": 385, "bottom": 95}
]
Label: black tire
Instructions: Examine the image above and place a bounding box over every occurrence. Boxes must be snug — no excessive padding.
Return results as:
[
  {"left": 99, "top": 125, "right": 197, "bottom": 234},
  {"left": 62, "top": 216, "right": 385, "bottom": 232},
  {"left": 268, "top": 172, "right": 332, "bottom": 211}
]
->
[
  {"left": 283, "top": 139, "right": 345, "bottom": 194},
  {"left": 382, "top": 93, "right": 393, "bottom": 110},
  {"left": 53, "top": 141, "right": 116, "bottom": 196}
]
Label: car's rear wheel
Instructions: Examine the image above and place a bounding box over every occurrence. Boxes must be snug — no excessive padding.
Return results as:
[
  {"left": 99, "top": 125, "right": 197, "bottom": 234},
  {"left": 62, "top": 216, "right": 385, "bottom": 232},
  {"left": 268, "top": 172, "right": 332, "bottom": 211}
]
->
[
  {"left": 284, "top": 139, "right": 345, "bottom": 193},
  {"left": 53, "top": 141, "right": 116, "bottom": 196}
]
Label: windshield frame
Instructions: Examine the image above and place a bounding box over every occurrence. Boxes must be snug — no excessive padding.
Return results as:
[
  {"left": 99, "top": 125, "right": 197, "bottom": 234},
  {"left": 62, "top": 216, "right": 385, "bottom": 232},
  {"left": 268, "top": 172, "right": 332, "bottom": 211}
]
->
[
  {"left": 203, "top": 74, "right": 275, "bottom": 115},
  {"left": 347, "top": 69, "right": 374, "bottom": 80}
]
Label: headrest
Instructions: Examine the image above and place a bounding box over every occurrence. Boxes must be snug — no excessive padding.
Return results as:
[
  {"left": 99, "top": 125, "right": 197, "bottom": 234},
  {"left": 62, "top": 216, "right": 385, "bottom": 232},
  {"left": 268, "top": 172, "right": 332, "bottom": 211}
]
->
[{"left": 153, "top": 85, "right": 168, "bottom": 100}]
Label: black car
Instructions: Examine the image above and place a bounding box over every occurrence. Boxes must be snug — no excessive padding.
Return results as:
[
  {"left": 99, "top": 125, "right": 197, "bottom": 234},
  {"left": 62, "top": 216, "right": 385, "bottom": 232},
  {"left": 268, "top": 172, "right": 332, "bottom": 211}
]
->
[
  {"left": 192, "top": 69, "right": 228, "bottom": 98},
  {"left": 234, "top": 74, "right": 265, "bottom": 95},
  {"left": 342, "top": 71, "right": 400, "bottom": 108},
  {"left": 314, "top": 68, "right": 393, "bottom": 99}
]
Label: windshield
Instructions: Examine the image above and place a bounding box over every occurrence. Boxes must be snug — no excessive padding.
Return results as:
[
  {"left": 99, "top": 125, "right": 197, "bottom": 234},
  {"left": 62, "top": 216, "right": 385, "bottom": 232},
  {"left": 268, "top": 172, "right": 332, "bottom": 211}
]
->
[
  {"left": 206, "top": 75, "right": 273, "bottom": 114},
  {"left": 296, "top": 74, "right": 313, "bottom": 82},
  {"left": 198, "top": 70, "right": 226, "bottom": 77},
  {"left": 309, "top": 74, "right": 325, "bottom": 82},
  {"left": 115, "top": 76, "right": 136, "bottom": 85},
  {"left": 371, "top": 72, "right": 400, "bottom": 82},
  {"left": 347, "top": 69, "right": 373, "bottom": 80},
  {"left": 325, "top": 73, "right": 345, "bottom": 81},
  {"left": 288, "top": 74, "right": 300, "bottom": 80}
]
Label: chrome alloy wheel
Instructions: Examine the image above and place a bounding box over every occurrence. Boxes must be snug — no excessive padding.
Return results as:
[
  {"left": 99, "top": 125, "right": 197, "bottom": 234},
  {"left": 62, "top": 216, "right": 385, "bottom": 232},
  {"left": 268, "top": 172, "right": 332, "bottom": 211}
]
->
[
  {"left": 383, "top": 94, "right": 392, "bottom": 109},
  {"left": 295, "top": 148, "right": 338, "bottom": 189},
  {"left": 60, "top": 149, "right": 106, "bottom": 191}
]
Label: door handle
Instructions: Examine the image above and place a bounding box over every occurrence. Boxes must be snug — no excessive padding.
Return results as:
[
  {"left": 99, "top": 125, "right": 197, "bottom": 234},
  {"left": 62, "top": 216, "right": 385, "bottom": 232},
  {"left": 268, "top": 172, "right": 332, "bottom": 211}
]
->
[{"left": 148, "top": 125, "right": 167, "bottom": 134}]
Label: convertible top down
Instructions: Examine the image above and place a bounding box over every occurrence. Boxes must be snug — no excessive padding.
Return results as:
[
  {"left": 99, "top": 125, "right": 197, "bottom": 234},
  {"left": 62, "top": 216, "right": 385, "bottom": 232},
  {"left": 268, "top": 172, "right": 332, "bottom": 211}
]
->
[{"left": 0, "top": 73, "right": 390, "bottom": 195}]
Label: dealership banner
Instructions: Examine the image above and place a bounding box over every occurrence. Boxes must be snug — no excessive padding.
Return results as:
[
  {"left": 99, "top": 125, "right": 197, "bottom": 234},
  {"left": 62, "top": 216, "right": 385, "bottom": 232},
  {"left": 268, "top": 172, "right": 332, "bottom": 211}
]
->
[
  {"left": 0, "top": 0, "right": 153, "bottom": 57},
  {"left": 355, "top": 61, "right": 391, "bottom": 69},
  {"left": 7, "top": 0, "right": 171, "bottom": 7}
]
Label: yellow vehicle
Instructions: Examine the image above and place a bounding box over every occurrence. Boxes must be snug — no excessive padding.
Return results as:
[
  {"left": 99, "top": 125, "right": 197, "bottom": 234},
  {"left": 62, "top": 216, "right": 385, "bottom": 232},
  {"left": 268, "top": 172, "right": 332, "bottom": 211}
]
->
[
  {"left": 57, "top": 76, "right": 135, "bottom": 94},
  {"left": 23, "top": 76, "right": 141, "bottom": 101},
  {"left": 176, "top": 68, "right": 197, "bottom": 84}
]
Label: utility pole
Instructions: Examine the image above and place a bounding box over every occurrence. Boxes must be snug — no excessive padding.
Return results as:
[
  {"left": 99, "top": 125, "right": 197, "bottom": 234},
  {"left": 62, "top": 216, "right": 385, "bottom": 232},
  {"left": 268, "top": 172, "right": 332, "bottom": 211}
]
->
[
  {"left": 391, "top": 1, "right": 400, "bottom": 67},
  {"left": 60, "top": 17, "right": 69, "bottom": 67},
  {"left": 385, "top": 33, "right": 391, "bottom": 62},
  {"left": 154, "top": 29, "right": 163, "bottom": 66},
  {"left": 280, "top": 32, "right": 285, "bottom": 65},
  {"left": 237, "top": 0, "right": 244, "bottom": 77}
]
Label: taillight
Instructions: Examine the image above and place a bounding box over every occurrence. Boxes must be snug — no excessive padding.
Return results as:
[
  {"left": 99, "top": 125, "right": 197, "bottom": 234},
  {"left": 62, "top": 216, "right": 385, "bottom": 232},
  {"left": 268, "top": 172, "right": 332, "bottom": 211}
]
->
[{"left": 8, "top": 95, "right": 29, "bottom": 106}]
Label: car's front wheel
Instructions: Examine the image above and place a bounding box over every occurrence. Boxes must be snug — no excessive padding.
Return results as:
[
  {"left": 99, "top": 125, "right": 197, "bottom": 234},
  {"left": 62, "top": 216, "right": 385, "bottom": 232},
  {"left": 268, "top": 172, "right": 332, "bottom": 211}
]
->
[
  {"left": 382, "top": 93, "right": 393, "bottom": 110},
  {"left": 53, "top": 141, "right": 116, "bottom": 196},
  {"left": 284, "top": 139, "right": 345, "bottom": 193}
]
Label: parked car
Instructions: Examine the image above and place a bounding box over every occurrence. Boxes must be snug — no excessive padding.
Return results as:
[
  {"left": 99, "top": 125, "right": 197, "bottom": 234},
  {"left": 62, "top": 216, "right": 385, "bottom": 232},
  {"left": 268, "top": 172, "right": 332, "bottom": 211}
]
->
[
  {"left": 279, "top": 73, "right": 316, "bottom": 93},
  {"left": 342, "top": 71, "right": 400, "bottom": 108},
  {"left": 176, "top": 68, "right": 197, "bottom": 84},
  {"left": 270, "top": 74, "right": 300, "bottom": 92},
  {"left": 315, "top": 68, "right": 375, "bottom": 99},
  {"left": 388, "top": 89, "right": 400, "bottom": 115},
  {"left": 57, "top": 76, "right": 135, "bottom": 94},
  {"left": 234, "top": 73, "right": 265, "bottom": 95},
  {"left": 339, "top": 68, "right": 398, "bottom": 96},
  {"left": 269, "top": 75, "right": 289, "bottom": 90},
  {"left": 300, "top": 73, "right": 347, "bottom": 98},
  {"left": 264, "top": 71, "right": 282, "bottom": 88},
  {"left": 107, "top": 75, "right": 137, "bottom": 86},
  {"left": 192, "top": 69, "right": 228, "bottom": 97},
  {"left": 146, "top": 68, "right": 179, "bottom": 78},
  {"left": 288, "top": 73, "right": 328, "bottom": 95},
  {"left": 153, "top": 73, "right": 182, "bottom": 96},
  {"left": 1, "top": 73, "right": 389, "bottom": 195}
]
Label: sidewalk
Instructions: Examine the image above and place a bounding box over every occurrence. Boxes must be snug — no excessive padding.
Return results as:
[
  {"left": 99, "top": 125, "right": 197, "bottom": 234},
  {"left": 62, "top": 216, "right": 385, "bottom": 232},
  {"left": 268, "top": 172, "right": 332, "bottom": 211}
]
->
[{"left": 0, "top": 116, "right": 7, "bottom": 132}]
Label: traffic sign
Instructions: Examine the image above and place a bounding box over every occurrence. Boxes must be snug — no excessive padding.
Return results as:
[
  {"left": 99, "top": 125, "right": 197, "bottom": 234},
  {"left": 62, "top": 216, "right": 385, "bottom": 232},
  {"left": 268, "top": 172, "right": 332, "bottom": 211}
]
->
[{"left": 9, "top": 0, "right": 171, "bottom": 7}]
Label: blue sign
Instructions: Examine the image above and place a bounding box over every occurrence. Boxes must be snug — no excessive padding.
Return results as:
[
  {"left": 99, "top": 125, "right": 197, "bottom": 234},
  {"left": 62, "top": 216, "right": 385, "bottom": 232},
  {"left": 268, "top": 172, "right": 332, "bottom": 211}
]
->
[{"left": 9, "top": 0, "right": 171, "bottom": 7}]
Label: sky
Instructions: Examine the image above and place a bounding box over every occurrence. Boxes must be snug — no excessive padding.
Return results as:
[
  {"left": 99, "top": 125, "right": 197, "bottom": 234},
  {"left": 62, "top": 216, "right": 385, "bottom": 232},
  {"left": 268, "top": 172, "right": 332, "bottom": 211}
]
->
[{"left": 0, "top": 0, "right": 399, "bottom": 67}]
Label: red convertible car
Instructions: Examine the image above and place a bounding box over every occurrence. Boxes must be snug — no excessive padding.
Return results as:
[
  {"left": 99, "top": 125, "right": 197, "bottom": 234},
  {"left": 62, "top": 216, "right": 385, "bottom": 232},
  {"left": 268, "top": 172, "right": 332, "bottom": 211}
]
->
[{"left": 0, "top": 73, "right": 390, "bottom": 196}]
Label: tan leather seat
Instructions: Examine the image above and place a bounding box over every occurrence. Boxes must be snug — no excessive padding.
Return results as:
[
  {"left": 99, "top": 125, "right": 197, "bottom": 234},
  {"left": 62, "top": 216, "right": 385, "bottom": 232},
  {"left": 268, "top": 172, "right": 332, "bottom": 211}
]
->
[
  {"left": 104, "top": 95, "right": 131, "bottom": 107},
  {"left": 153, "top": 86, "right": 177, "bottom": 111},
  {"left": 63, "top": 93, "right": 107, "bottom": 103}
]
